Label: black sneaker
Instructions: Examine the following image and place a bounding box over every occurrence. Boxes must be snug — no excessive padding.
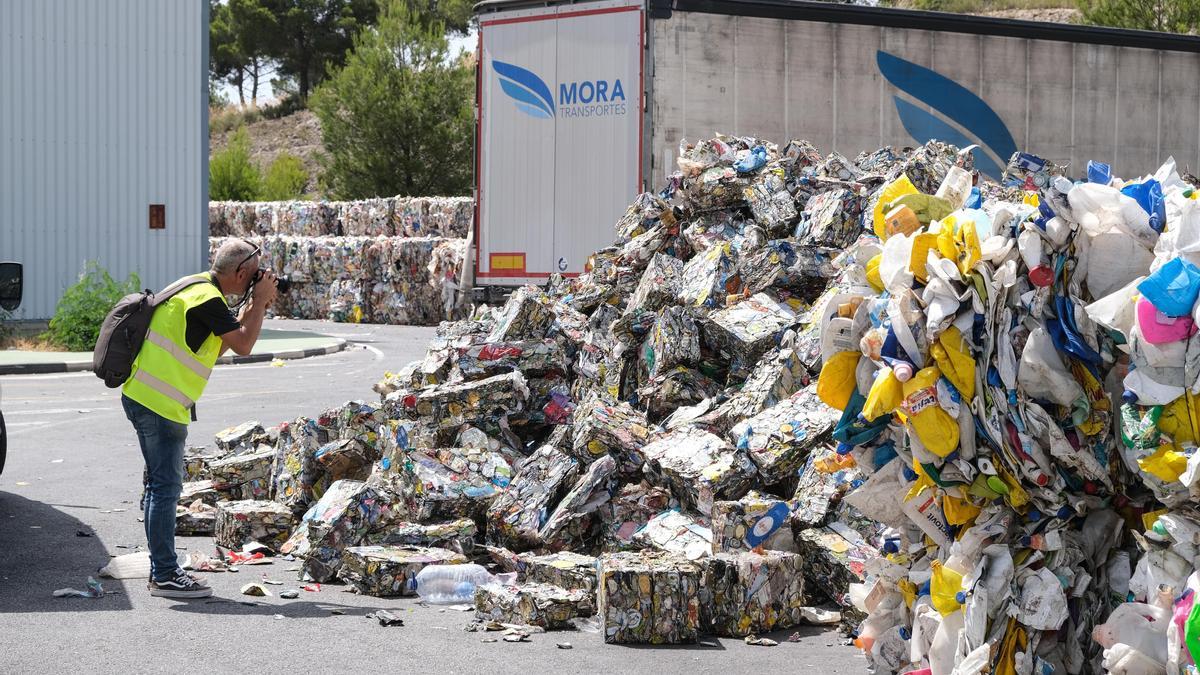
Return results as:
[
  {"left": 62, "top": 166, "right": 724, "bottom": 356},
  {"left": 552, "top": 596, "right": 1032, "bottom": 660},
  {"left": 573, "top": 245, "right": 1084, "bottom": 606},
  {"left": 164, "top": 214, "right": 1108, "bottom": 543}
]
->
[{"left": 148, "top": 571, "right": 213, "bottom": 599}]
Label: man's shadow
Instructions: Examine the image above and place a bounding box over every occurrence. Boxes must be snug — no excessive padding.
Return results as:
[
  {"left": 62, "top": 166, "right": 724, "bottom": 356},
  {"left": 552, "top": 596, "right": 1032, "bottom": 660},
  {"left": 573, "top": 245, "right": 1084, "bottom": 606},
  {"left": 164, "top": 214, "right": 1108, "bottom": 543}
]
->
[{"left": 0, "top": 491, "right": 133, "bottom": 612}]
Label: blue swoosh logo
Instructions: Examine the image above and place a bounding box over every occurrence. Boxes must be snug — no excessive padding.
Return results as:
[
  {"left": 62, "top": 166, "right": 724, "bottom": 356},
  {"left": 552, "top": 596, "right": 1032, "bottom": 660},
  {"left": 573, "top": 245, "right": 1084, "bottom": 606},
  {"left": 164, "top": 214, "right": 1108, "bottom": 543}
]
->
[
  {"left": 493, "top": 59, "right": 555, "bottom": 119},
  {"left": 877, "top": 51, "right": 1017, "bottom": 179}
]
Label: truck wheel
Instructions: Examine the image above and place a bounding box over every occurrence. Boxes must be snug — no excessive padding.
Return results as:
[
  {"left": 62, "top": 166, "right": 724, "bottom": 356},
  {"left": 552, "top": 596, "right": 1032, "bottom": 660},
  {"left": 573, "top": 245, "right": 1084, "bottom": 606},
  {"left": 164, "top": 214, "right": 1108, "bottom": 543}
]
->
[{"left": 0, "top": 410, "right": 6, "bottom": 476}]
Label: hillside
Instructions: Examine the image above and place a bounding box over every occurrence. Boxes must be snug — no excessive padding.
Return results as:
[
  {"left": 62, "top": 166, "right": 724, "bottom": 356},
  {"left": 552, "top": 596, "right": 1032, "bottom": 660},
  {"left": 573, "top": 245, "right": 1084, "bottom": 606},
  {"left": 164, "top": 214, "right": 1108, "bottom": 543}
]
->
[{"left": 209, "top": 109, "right": 326, "bottom": 198}]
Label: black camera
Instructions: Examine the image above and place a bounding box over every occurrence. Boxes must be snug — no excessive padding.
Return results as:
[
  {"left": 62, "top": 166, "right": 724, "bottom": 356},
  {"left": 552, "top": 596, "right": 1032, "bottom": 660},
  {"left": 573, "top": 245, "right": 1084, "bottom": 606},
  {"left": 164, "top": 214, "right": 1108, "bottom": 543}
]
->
[{"left": 254, "top": 269, "right": 291, "bottom": 293}]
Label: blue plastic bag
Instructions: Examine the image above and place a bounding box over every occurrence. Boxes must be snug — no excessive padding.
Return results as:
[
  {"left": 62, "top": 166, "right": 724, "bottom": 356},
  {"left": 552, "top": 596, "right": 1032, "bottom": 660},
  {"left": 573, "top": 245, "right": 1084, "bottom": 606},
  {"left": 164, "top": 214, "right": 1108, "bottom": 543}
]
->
[
  {"left": 1087, "top": 160, "right": 1112, "bottom": 185},
  {"left": 1138, "top": 257, "right": 1200, "bottom": 317},
  {"left": 733, "top": 145, "right": 767, "bottom": 174},
  {"left": 1121, "top": 179, "right": 1166, "bottom": 233}
]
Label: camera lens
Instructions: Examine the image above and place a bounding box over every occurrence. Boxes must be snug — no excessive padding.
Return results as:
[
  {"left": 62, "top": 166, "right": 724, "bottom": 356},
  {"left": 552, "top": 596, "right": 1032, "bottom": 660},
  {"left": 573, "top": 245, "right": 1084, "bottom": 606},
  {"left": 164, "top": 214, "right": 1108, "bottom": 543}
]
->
[{"left": 276, "top": 276, "right": 292, "bottom": 293}]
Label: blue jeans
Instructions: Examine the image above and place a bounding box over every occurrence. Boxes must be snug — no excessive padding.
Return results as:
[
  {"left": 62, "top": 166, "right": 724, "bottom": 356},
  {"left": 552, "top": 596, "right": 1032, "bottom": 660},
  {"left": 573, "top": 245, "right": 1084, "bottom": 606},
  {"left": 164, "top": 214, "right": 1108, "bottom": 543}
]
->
[{"left": 122, "top": 395, "right": 188, "bottom": 582}]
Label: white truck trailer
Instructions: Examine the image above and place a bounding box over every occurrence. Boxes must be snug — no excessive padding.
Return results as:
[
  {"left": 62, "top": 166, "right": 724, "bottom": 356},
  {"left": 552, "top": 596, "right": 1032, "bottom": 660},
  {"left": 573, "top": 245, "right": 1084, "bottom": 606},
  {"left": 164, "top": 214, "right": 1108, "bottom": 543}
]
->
[{"left": 473, "top": 0, "right": 1200, "bottom": 288}]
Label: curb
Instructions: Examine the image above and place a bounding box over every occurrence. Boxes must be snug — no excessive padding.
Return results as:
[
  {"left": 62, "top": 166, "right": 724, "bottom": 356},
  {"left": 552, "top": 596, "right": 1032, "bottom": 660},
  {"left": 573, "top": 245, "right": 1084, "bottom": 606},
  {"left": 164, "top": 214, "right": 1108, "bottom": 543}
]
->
[{"left": 0, "top": 338, "right": 348, "bottom": 376}]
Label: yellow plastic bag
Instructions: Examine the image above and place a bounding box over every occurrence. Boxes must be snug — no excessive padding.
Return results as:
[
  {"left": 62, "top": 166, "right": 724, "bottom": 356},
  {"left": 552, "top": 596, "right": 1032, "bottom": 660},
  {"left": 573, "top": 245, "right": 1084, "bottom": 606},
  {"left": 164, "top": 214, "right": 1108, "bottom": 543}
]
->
[
  {"left": 817, "top": 351, "right": 861, "bottom": 410},
  {"left": 901, "top": 367, "right": 959, "bottom": 457},
  {"left": 872, "top": 174, "right": 919, "bottom": 239},
  {"left": 1159, "top": 391, "right": 1200, "bottom": 448},
  {"left": 930, "top": 560, "right": 964, "bottom": 615},
  {"left": 862, "top": 367, "right": 904, "bottom": 421},
  {"left": 931, "top": 326, "right": 976, "bottom": 402}
]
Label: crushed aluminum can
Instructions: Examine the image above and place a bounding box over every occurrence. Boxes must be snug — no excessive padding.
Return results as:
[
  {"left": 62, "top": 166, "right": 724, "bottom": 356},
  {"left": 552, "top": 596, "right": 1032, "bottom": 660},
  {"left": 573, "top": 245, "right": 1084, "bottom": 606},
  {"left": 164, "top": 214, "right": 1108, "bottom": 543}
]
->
[
  {"left": 338, "top": 545, "right": 468, "bottom": 597},
  {"left": 408, "top": 447, "right": 513, "bottom": 521},
  {"left": 597, "top": 550, "right": 702, "bottom": 644},
  {"left": 214, "top": 499, "right": 296, "bottom": 552},
  {"left": 473, "top": 582, "right": 595, "bottom": 630},
  {"left": 702, "top": 550, "right": 806, "bottom": 637}
]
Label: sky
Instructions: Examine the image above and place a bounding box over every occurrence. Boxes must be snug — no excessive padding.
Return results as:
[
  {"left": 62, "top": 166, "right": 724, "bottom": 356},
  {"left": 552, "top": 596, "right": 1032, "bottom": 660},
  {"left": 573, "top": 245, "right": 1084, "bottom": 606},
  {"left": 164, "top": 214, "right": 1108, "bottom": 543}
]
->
[{"left": 216, "top": 31, "right": 477, "bottom": 106}]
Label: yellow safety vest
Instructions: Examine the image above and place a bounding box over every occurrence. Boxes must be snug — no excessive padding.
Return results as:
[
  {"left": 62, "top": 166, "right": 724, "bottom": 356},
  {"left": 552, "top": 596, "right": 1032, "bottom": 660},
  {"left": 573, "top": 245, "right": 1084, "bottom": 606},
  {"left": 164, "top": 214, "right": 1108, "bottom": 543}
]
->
[{"left": 122, "top": 273, "right": 227, "bottom": 424}]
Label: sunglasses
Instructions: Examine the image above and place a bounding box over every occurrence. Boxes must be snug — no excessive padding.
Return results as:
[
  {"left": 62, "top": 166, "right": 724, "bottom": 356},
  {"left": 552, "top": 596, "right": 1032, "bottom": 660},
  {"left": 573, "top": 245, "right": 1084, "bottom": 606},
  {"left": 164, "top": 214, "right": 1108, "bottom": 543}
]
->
[{"left": 236, "top": 240, "right": 262, "bottom": 273}]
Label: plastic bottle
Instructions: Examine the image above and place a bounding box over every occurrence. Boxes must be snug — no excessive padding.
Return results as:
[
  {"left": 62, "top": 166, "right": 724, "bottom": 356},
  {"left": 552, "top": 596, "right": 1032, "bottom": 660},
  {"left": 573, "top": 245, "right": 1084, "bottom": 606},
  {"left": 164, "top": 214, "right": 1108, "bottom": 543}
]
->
[
  {"left": 1017, "top": 228, "right": 1053, "bottom": 287},
  {"left": 928, "top": 609, "right": 964, "bottom": 675},
  {"left": 414, "top": 564, "right": 498, "bottom": 604},
  {"left": 935, "top": 166, "right": 973, "bottom": 209}
]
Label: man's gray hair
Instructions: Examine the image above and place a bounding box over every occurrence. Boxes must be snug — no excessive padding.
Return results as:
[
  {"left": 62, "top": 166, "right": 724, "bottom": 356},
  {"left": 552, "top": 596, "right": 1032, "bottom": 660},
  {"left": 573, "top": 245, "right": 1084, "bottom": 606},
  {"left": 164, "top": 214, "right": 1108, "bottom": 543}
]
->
[{"left": 211, "top": 239, "right": 258, "bottom": 275}]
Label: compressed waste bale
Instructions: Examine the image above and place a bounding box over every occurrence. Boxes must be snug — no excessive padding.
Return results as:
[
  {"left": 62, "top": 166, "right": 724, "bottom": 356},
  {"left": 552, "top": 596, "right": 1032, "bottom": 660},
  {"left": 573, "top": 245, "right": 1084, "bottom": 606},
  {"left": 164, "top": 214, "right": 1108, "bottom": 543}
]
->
[
  {"left": 280, "top": 479, "right": 397, "bottom": 582},
  {"left": 638, "top": 367, "right": 722, "bottom": 422},
  {"left": 676, "top": 243, "right": 738, "bottom": 309},
  {"left": 214, "top": 421, "right": 265, "bottom": 452},
  {"left": 631, "top": 510, "right": 713, "bottom": 560},
  {"left": 214, "top": 499, "right": 295, "bottom": 552},
  {"left": 516, "top": 551, "right": 598, "bottom": 593},
  {"left": 744, "top": 164, "right": 798, "bottom": 235},
  {"left": 640, "top": 426, "right": 755, "bottom": 515},
  {"left": 313, "top": 438, "right": 376, "bottom": 484},
  {"left": 338, "top": 545, "right": 467, "bottom": 597},
  {"left": 538, "top": 455, "right": 618, "bottom": 550},
  {"left": 689, "top": 346, "right": 807, "bottom": 435},
  {"left": 485, "top": 445, "right": 579, "bottom": 550},
  {"left": 179, "top": 479, "right": 220, "bottom": 506},
  {"left": 271, "top": 416, "right": 335, "bottom": 516},
  {"left": 393, "top": 372, "right": 529, "bottom": 431},
  {"left": 451, "top": 339, "right": 569, "bottom": 381},
  {"left": 625, "top": 252, "right": 685, "bottom": 315},
  {"left": 183, "top": 446, "right": 223, "bottom": 481},
  {"left": 409, "top": 448, "right": 513, "bottom": 521},
  {"left": 207, "top": 446, "right": 274, "bottom": 500},
  {"left": 793, "top": 188, "right": 864, "bottom": 249},
  {"left": 710, "top": 493, "right": 793, "bottom": 554},
  {"left": 598, "top": 550, "right": 702, "bottom": 644},
  {"left": 487, "top": 286, "right": 555, "bottom": 342},
  {"left": 702, "top": 292, "right": 797, "bottom": 367},
  {"left": 365, "top": 518, "right": 477, "bottom": 554},
  {"left": 569, "top": 396, "right": 650, "bottom": 471},
  {"left": 176, "top": 501, "right": 217, "bottom": 536},
  {"left": 642, "top": 305, "right": 700, "bottom": 378},
  {"left": 474, "top": 582, "right": 595, "bottom": 629},
  {"left": 729, "top": 384, "right": 840, "bottom": 484},
  {"left": 598, "top": 482, "right": 674, "bottom": 551},
  {"left": 791, "top": 446, "right": 863, "bottom": 529},
  {"left": 702, "top": 550, "right": 805, "bottom": 636},
  {"left": 794, "top": 526, "right": 876, "bottom": 624}
]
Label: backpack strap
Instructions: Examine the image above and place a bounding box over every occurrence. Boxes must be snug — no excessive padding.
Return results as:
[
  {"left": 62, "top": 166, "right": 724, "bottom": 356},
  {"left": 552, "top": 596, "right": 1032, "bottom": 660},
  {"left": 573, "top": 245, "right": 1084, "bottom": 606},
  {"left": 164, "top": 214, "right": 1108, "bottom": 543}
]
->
[{"left": 150, "top": 274, "right": 212, "bottom": 307}]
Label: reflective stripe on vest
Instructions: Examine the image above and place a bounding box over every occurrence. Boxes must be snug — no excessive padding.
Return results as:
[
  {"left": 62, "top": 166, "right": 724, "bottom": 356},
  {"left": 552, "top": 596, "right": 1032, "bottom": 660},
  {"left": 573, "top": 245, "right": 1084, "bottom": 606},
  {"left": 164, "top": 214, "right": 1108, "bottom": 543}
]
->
[
  {"left": 145, "top": 330, "right": 212, "bottom": 380},
  {"left": 129, "top": 368, "right": 195, "bottom": 409}
]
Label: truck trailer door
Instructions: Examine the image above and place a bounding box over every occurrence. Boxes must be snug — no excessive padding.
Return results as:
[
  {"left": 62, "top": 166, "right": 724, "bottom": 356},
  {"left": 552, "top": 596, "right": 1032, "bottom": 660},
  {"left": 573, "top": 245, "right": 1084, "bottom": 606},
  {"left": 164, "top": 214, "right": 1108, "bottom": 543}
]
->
[{"left": 477, "top": 0, "right": 644, "bottom": 285}]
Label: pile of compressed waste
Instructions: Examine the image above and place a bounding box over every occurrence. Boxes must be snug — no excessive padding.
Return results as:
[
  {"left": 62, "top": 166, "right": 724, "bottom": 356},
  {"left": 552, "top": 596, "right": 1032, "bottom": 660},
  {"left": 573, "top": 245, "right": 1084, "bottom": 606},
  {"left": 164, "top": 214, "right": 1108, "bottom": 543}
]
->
[{"left": 189, "top": 134, "right": 1200, "bottom": 670}]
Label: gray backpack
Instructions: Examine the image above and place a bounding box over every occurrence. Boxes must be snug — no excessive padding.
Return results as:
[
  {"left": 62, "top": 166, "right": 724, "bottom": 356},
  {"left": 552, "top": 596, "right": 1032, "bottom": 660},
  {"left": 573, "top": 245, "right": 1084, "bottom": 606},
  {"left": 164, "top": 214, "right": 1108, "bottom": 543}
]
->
[{"left": 93, "top": 275, "right": 209, "bottom": 388}]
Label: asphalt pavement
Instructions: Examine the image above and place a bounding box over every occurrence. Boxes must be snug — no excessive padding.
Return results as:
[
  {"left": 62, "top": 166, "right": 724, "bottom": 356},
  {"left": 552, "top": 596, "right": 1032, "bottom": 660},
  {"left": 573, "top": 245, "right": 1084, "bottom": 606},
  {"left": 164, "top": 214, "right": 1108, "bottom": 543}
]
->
[{"left": 0, "top": 319, "right": 863, "bottom": 674}]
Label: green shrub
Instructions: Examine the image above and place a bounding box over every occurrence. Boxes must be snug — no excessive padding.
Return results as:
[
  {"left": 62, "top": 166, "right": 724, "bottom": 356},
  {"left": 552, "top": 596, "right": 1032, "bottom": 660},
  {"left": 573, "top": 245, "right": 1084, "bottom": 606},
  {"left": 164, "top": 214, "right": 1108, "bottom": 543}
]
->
[
  {"left": 261, "top": 153, "right": 309, "bottom": 200},
  {"left": 210, "top": 127, "right": 263, "bottom": 201},
  {"left": 45, "top": 261, "right": 141, "bottom": 352}
]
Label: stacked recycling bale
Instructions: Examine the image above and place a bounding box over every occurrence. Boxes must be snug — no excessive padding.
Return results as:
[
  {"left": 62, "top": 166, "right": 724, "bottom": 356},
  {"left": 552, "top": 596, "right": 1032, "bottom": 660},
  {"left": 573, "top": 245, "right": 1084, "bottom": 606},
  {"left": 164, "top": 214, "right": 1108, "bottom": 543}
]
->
[
  {"left": 208, "top": 197, "right": 473, "bottom": 237},
  {"left": 207, "top": 235, "right": 465, "bottom": 325},
  {"left": 192, "top": 135, "right": 1200, "bottom": 662},
  {"left": 207, "top": 196, "right": 471, "bottom": 325}
]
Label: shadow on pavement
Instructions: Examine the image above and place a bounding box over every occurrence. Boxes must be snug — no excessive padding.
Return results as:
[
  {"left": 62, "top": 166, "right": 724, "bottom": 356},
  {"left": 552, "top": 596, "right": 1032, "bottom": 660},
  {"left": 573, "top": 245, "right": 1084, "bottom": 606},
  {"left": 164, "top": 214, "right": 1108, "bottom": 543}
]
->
[
  {"left": 0, "top": 491, "right": 132, "bottom": 612},
  {"left": 614, "top": 625, "right": 831, "bottom": 651},
  {"left": 166, "top": 596, "right": 382, "bottom": 619}
]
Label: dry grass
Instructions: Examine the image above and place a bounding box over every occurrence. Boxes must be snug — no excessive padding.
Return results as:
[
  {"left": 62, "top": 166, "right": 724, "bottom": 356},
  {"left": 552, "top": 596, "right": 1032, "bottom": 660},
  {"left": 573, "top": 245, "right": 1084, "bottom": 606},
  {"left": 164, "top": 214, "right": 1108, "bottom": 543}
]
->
[
  {"left": 0, "top": 335, "right": 68, "bottom": 352},
  {"left": 899, "top": 0, "right": 1074, "bottom": 11}
]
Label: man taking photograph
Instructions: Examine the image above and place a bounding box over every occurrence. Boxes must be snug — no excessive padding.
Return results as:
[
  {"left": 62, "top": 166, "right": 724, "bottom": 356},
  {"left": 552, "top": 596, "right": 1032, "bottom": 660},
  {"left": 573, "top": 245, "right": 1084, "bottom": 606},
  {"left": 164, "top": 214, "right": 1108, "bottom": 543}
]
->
[{"left": 122, "top": 239, "right": 277, "bottom": 598}]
